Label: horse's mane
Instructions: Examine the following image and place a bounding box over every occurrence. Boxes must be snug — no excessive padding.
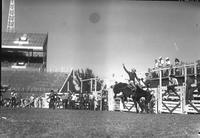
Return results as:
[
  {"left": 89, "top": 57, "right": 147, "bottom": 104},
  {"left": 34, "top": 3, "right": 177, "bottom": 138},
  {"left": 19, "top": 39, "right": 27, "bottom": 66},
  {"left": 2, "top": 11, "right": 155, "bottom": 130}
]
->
[
  {"left": 135, "top": 85, "right": 152, "bottom": 101},
  {"left": 136, "top": 85, "right": 144, "bottom": 92},
  {"left": 114, "top": 82, "right": 128, "bottom": 89},
  {"left": 113, "top": 82, "right": 129, "bottom": 93}
]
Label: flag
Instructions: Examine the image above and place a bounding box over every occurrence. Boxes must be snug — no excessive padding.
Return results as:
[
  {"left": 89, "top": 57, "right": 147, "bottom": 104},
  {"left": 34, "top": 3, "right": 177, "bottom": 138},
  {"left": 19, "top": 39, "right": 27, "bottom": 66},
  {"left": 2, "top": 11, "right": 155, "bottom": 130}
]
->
[{"left": 59, "top": 69, "right": 81, "bottom": 93}]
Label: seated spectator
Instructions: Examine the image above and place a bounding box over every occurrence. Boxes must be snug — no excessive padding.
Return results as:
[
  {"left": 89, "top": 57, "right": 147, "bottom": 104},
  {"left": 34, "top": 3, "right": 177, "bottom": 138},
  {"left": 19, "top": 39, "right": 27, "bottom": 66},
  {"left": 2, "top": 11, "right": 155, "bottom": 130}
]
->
[
  {"left": 165, "top": 57, "right": 171, "bottom": 67},
  {"left": 158, "top": 56, "right": 164, "bottom": 67},
  {"left": 174, "top": 58, "right": 183, "bottom": 76}
]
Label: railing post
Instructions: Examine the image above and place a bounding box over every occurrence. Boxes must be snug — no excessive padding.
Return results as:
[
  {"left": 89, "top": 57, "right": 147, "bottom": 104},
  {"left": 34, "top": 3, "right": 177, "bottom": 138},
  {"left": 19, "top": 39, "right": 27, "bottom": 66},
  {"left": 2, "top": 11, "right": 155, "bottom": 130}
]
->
[
  {"left": 80, "top": 80, "right": 82, "bottom": 93},
  {"left": 194, "top": 63, "right": 197, "bottom": 86},
  {"left": 158, "top": 69, "right": 162, "bottom": 114},
  {"left": 90, "top": 79, "right": 93, "bottom": 92},
  {"left": 184, "top": 65, "right": 187, "bottom": 84}
]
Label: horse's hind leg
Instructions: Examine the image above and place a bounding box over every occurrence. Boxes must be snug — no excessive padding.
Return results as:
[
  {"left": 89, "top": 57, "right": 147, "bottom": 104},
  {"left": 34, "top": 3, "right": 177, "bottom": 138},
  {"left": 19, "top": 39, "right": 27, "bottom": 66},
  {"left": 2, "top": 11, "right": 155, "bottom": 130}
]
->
[
  {"left": 144, "top": 101, "right": 149, "bottom": 113},
  {"left": 114, "top": 94, "right": 117, "bottom": 98},
  {"left": 138, "top": 101, "right": 144, "bottom": 113}
]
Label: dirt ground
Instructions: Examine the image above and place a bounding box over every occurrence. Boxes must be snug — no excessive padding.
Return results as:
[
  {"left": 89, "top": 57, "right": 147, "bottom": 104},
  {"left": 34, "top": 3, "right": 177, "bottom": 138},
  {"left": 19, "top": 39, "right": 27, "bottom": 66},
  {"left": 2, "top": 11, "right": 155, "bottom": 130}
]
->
[{"left": 0, "top": 108, "right": 200, "bottom": 138}]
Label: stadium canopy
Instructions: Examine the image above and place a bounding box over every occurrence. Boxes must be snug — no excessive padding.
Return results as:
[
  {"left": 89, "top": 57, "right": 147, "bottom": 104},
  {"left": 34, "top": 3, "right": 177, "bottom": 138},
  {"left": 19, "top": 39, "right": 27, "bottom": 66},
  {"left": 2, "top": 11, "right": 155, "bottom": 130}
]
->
[{"left": 2, "top": 32, "right": 48, "bottom": 51}]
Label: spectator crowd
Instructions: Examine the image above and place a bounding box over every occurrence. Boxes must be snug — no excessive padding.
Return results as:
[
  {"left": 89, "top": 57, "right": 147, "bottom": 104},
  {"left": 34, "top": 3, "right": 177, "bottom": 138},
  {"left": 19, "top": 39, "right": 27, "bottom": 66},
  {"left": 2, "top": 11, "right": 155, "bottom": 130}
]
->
[
  {"left": 0, "top": 89, "right": 108, "bottom": 111},
  {"left": 153, "top": 56, "right": 183, "bottom": 69}
]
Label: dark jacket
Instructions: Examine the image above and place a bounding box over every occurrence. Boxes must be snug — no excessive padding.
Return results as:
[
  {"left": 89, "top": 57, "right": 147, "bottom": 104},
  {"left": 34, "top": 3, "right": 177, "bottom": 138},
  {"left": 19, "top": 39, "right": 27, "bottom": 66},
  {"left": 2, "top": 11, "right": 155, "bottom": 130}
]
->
[{"left": 123, "top": 65, "right": 139, "bottom": 82}]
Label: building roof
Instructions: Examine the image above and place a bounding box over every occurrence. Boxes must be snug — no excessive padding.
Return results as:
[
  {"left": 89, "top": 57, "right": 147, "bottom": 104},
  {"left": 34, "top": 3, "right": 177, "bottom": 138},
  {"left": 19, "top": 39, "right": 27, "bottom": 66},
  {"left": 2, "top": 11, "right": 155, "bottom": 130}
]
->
[{"left": 2, "top": 32, "right": 48, "bottom": 51}]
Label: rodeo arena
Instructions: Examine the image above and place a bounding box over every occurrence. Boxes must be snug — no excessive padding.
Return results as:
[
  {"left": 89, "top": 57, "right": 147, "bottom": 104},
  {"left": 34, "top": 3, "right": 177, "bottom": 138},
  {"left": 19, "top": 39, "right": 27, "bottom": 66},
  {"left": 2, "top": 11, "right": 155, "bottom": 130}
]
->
[
  {"left": 1, "top": 31, "right": 200, "bottom": 114},
  {"left": 1, "top": 0, "right": 200, "bottom": 137}
]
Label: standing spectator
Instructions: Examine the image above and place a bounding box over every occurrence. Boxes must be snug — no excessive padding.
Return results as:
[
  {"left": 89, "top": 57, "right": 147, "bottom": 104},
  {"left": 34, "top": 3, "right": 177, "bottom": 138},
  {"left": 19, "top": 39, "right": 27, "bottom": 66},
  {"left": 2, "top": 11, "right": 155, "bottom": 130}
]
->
[
  {"left": 24, "top": 96, "right": 29, "bottom": 107},
  {"left": 142, "top": 73, "right": 151, "bottom": 90},
  {"left": 39, "top": 96, "right": 44, "bottom": 108},
  {"left": 49, "top": 90, "right": 57, "bottom": 109},
  {"left": 11, "top": 90, "right": 16, "bottom": 108},
  {"left": 167, "top": 74, "right": 179, "bottom": 92},
  {"left": 165, "top": 57, "right": 171, "bottom": 67},
  {"left": 79, "top": 94, "right": 84, "bottom": 110},
  {"left": 174, "top": 58, "right": 182, "bottom": 76},
  {"left": 0, "top": 86, "right": 3, "bottom": 107},
  {"left": 158, "top": 56, "right": 164, "bottom": 67},
  {"left": 34, "top": 97, "right": 37, "bottom": 108},
  {"left": 154, "top": 59, "right": 159, "bottom": 69},
  {"left": 89, "top": 94, "right": 95, "bottom": 110},
  {"left": 62, "top": 93, "right": 69, "bottom": 109},
  {"left": 163, "top": 57, "right": 171, "bottom": 76},
  {"left": 174, "top": 58, "right": 180, "bottom": 66},
  {"left": 186, "top": 76, "right": 194, "bottom": 104},
  {"left": 152, "top": 60, "right": 159, "bottom": 78},
  {"left": 29, "top": 94, "right": 35, "bottom": 108},
  {"left": 71, "top": 92, "right": 76, "bottom": 109}
]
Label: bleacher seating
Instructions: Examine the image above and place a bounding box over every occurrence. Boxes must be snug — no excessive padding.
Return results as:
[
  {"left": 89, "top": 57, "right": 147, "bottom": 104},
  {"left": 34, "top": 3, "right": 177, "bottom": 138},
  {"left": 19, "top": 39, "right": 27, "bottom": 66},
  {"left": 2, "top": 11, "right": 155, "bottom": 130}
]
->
[
  {"left": 27, "top": 63, "right": 42, "bottom": 68},
  {"left": 1, "top": 70, "right": 67, "bottom": 93},
  {"left": 1, "top": 62, "right": 13, "bottom": 68},
  {"left": 2, "top": 32, "right": 47, "bottom": 47},
  {"left": 1, "top": 62, "right": 44, "bottom": 71}
]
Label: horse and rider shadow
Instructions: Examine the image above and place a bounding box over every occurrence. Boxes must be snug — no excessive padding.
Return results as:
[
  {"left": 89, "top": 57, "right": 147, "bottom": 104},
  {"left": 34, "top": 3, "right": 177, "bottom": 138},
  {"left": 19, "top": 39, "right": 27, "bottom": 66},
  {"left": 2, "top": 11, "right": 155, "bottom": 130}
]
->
[{"left": 112, "top": 82, "right": 153, "bottom": 113}]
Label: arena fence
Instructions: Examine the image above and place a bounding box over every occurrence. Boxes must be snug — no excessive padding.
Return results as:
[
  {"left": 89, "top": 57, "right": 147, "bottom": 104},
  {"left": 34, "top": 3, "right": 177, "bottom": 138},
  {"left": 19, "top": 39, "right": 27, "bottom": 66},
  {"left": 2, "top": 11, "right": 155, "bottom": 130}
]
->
[{"left": 111, "top": 85, "right": 200, "bottom": 114}]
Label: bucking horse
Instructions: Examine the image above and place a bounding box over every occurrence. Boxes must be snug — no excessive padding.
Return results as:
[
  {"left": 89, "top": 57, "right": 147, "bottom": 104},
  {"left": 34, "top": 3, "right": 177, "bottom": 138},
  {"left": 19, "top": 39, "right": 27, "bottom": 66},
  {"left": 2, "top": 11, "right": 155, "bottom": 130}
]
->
[{"left": 113, "top": 82, "right": 152, "bottom": 113}]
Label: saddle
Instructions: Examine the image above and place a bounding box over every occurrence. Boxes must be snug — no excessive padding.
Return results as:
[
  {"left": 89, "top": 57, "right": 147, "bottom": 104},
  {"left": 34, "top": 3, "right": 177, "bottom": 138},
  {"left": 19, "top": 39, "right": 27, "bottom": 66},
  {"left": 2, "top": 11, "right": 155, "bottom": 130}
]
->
[{"left": 127, "top": 84, "right": 136, "bottom": 92}]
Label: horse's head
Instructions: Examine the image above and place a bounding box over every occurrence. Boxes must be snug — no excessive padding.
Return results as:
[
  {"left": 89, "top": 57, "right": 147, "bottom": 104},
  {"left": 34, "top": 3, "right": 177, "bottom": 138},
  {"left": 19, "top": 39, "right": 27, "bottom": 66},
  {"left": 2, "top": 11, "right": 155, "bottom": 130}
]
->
[
  {"left": 113, "top": 82, "right": 128, "bottom": 94},
  {"left": 113, "top": 82, "right": 134, "bottom": 100}
]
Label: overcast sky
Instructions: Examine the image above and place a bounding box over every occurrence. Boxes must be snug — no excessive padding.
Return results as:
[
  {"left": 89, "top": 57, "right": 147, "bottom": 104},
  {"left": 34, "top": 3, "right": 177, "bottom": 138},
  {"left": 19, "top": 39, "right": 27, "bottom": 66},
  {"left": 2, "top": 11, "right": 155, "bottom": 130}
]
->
[{"left": 2, "top": 0, "right": 200, "bottom": 80}]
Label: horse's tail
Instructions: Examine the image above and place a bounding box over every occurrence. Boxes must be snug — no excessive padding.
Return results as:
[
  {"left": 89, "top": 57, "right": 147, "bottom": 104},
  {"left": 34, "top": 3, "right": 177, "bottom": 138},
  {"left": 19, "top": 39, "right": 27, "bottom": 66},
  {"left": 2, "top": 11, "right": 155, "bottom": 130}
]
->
[{"left": 145, "top": 91, "right": 153, "bottom": 104}]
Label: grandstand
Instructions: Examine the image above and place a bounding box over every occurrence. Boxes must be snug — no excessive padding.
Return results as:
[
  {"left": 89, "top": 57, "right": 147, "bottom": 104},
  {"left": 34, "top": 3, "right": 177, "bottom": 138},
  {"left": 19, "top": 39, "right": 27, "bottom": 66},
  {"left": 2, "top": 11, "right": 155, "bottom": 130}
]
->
[
  {"left": 1, "top": 31, "right": 68, "bottom": 97},
  {"left": 1, "top": 70, "right": 66, "bottom": 91},
  {"left": 1, "top": 31, "right": 82, "bottom": 99},
  {"left": 1, "top": 70, "right": 67, "bottom": 97},
  {"left": 1, "top": 32, "right": 48, "bottom": 71}
]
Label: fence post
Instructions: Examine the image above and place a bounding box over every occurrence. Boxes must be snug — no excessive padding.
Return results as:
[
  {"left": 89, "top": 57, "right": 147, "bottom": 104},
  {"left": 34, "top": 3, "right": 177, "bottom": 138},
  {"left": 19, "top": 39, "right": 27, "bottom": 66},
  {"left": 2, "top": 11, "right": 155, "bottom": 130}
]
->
[
  {"left": 182, "top": 85, "right": 187, "bottom": 114},
  {"left": 154, "top": 88, "right": 158, "bottom": 114}
]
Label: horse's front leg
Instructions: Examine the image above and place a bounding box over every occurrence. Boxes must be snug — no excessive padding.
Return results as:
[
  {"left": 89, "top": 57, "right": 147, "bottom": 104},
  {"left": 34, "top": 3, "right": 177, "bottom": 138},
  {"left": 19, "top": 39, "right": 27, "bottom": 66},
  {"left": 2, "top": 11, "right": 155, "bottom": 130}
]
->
[
  {"left": 121, "top": 97, "right": 125, "bottom": 109},
  {"left": 114, "top": 93, "right": 117, "bottom": 98},
  {"left": 134, "top": 100, "right": 139, "bottom": 113}
]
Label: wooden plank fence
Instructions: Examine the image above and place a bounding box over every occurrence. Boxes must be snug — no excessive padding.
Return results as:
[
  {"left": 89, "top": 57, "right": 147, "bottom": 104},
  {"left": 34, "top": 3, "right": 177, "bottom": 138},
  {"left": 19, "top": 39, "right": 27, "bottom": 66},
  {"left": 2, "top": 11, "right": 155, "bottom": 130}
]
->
[{"left": 113, "top": 86, "right": 200, "bottom": 114}]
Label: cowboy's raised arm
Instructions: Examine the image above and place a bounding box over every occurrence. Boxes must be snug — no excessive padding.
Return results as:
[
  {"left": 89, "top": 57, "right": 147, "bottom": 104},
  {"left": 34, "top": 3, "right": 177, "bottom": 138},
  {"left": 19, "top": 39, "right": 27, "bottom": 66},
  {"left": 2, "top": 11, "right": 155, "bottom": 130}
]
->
[
  {"left": 123, "top": 64, "right": 129, "bottom": 73},
  {"left": 135, "top": 72, "right": 140, "bottom": 82}
]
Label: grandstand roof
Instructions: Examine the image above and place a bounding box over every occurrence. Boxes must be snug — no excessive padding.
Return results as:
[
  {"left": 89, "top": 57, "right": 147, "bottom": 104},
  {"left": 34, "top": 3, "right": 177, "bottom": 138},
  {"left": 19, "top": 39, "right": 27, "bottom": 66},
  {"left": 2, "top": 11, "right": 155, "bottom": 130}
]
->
[{"left": 2, "top": 32, "right": 48, "bottom": 51}]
